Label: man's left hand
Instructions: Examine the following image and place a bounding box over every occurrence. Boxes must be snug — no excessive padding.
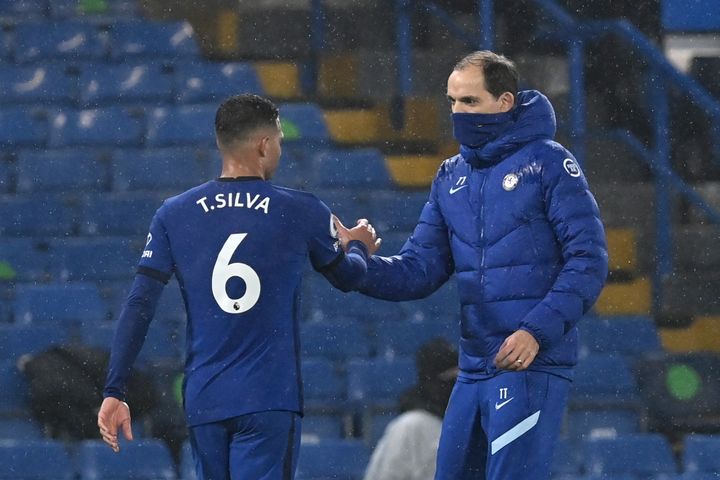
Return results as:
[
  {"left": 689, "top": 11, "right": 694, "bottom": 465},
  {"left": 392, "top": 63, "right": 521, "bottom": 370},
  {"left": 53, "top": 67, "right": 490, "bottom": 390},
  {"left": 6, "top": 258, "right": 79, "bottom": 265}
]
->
[{"left": 494, "top": 330, "right": 540, "bottom": 371}]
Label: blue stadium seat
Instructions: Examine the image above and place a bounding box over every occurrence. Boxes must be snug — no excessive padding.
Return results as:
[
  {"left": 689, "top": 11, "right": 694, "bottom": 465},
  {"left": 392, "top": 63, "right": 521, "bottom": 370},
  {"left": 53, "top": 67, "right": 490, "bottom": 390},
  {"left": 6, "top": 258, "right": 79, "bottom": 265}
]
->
[
  {"left": 154, "top": 279, "right": 187, "bottom": 323},
  {"left": 583, "top": 434, "right": 677, "bottom": 477},
  {"left": 302, "top": 358, "right": 346, "bottom": 411},
  {"left": 374, "top": 320, "right": 456, "bottom": 357},
  {"left": 312, "top": 148, "right": 393, "bottom": 189},
  {"left": 0, "top": 239, "right": 53, "bottom": 282},
  {"left": 0, "top": 194, "right": 76, "bottom": 237},
  {"left": 0, "top": 361, "right": 28, "bottom": 415},
  {"left": 0, "top": 440, "right": 74, "bottom": 480},
  {"left": 78, "top": 439, "right": 176, "bottom": 480},
  {"left": 146, "top": 105, "right": 216, "bottom": 147},
  {"left": 295, "top": 439, "right": 370, "bottom": 480},
  {"left": 364, "top": 189, "right": 428, "bottom": 233},
  {"left": 12, "top": 22, "right": 106, "bottom": 63},
  {"left": 79, "top": 63, "right": 174, "bottom": 107},
  {"left": 551, "top": 438, "right": 584, "bottom": 477},
  {"left": 80, "top": 321, "right": 183, "bottom": 365},
  {"left": 174, "top": 61, "right": 264, "bottom": 104},
  {"left": 16, "top": 150, "right": 110, "bottom": 193},
  {"left": 301, "top": 321, "right": 370, "bottom": 361},
  {"left": 0, "top": 66, "right": 77, "bottom": 105},
  {"left": 0, "top": 107, "right": 48, "bottom": 147},
  {"left": 179, "top": 441, "right": 197, "bottom": 480},
  {"left": 564, "top": 408, "right": 640, "bottom": 440},
  {"left": 313, "top": 188, "right": 366, "bottom": 228},
  {"left": 0, "top": 418, "right": 45, "bottom": 440},
  {"left": 13, "top": 282, "right": 106, "bottom": 326},
  {"left": 0, "top": 156, "right": 11, "bottom": 193},
  {"left": 683, "top": 434, "right": 720, "bottom": 474},
  {"left": 0, "top": 0, "right": 46, "bottom": 20},
  {"left": 0, "top": 324, "right": 71, "bottom": 361},
  {"left": 570, "top": 353, "right": 640, "bottom": 409},
  {"left": 347, "top": 357, "right": 416, "bottom": 409},
  {"left": 578, "top": 315, "right": 661, "bottom": 359},
  {"left": 111, "top": 148, "right": 206, "bottom": 192},
  {"left": 279, "top": 103, "right": 330, "bottom": 145},
  {"left": 302, "top": 414, "right": 344, "bottom": 441},
  {"left": 49, "top": 237, "right": 139, "bottom": 281},
  {"left": 267, "top": 148, "right": 314, "bottom": 190},
  {"left": 49, "top": 0, "right": 140, "bottom": 19},
  {"left": 49, "top": 107, "right": 145, "bottom": 148},
  {"left": 78, "top": 192, "right": 163, "bottom": 236},
  {"left": 109, "top": 21, "right": 200, "bottom": 61},
  {"left": 398, "top": 281, "right": 461, "bottom": 323}
]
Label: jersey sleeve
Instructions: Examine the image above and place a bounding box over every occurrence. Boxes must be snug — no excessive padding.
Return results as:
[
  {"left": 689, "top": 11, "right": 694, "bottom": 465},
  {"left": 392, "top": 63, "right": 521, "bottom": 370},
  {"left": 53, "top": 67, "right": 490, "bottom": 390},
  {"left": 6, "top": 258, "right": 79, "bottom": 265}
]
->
[
  {"left": 518, "top": 149, "right": 609, "bottom": 348},
  {"left": 307, "top": 199, "right": 344, "bottom": 270},
  {"left": 137, "top": 205, "right": 174, "bottom": 283}
]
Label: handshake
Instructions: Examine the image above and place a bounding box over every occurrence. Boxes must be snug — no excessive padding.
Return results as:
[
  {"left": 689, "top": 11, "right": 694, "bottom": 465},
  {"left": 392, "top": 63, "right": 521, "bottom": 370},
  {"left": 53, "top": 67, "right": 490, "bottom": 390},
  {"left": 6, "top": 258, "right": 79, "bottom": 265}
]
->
[{"left": 332, "top": 215, "right": 382, "bottom": 255}]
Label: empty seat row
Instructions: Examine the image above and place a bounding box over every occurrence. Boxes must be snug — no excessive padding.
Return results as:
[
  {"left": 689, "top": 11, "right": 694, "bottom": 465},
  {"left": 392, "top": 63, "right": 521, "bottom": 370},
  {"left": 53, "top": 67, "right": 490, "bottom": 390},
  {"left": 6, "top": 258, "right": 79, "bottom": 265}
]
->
[
  {"left": 0, "top": 20, "right": 199, "bottom": 64},
  {"left": 0, "top": 102, "right": 332, "bottom": 148},
  {"left": 0, "top": 62, "right": 264, "bottom": 107},
  {"left": 0, "top": 0, "right": 138, "bottom": 21}
]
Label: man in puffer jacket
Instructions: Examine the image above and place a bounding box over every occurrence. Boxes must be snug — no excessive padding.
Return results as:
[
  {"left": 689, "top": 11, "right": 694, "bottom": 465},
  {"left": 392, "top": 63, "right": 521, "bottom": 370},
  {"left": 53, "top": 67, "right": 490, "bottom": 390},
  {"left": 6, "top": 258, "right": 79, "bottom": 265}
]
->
[{"left": 335, "top": 51, "right": 608, "bottom": 479}]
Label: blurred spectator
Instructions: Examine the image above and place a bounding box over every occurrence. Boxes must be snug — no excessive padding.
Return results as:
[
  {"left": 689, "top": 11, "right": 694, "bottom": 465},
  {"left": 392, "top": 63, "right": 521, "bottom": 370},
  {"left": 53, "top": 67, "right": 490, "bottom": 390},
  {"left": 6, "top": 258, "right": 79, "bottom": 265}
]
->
[{"left": 363, "top": 338, "right": 458, "bottom": 480}]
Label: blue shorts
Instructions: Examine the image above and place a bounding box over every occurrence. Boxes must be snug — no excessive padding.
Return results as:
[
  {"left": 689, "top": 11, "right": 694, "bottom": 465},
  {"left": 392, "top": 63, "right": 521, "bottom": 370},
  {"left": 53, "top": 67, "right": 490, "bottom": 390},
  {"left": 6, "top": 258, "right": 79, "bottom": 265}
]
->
[
  {"left": 188, "top": 411, "right": 301, "bottom": 480},
  {"left": 435, "top": 371, "right": 570, "bottom": 480}
]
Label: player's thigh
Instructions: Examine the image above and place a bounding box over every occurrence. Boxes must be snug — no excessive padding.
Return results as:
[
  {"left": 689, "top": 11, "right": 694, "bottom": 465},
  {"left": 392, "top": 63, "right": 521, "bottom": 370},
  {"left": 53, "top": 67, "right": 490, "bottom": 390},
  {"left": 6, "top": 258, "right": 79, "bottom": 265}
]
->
[
  {"left": 228, "top": 410, "right": 301, "bottom": 480},
  {"left": 484, "top": 372, "right": 570, "bottom": 480},
  {"left": 189, "top": 421, "right": 231, "bottom": 480},
  {"left": 435, "top": 378, "right": 487, "bottom": 480}
]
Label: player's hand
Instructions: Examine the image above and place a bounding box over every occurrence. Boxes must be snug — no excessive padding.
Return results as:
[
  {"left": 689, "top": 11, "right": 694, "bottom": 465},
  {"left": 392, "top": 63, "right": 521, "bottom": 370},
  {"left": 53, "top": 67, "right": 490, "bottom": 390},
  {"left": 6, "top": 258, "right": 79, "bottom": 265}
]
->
[
  {"left": 97, "top": 397, "right": 133, "bottom": 453},
  {"left": 333, "top": 215, "right": 382, "bottom": 255},
  {"left": 494, "top": 330, "right": 540, "bottom": 371}
]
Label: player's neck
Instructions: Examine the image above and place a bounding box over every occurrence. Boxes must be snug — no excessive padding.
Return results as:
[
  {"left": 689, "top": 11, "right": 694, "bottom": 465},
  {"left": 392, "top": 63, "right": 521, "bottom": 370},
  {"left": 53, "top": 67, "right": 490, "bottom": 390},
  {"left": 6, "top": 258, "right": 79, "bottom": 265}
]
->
[{"left": 219, "top": 158, "right": 266, "bottom": 180}]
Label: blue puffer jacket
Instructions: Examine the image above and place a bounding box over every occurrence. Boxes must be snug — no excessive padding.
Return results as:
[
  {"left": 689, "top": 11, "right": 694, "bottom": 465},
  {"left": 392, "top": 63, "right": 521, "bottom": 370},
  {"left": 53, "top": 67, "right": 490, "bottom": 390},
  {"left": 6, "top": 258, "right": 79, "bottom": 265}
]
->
[{"left": 357, "top": 90, "right": 608, "bottom": 379}]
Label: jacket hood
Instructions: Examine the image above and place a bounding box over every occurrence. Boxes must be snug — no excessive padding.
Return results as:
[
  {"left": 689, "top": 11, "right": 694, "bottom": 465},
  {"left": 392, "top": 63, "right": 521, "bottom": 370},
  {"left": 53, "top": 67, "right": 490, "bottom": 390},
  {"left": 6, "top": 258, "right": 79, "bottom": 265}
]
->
[{"left": 460, "top": 90, "right": 557, "bottom": 168}]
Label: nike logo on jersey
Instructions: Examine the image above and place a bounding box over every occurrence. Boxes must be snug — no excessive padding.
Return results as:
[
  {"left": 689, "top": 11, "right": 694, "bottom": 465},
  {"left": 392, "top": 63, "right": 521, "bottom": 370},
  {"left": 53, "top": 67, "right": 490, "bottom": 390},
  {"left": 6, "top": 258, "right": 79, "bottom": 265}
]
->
[
  {"left": 495, "top": 397, "right": 514, "bottom": 410},
  {"left": 449, "top": 176, "right": 468, "bottom": 194}
]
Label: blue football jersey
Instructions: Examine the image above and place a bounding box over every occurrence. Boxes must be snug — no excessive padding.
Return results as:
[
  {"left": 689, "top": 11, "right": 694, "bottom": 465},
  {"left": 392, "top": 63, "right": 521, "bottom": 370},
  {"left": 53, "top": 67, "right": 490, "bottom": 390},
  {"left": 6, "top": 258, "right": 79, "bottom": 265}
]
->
[{"left": 136, "top": 177, "right": 345, "bottom": 426}]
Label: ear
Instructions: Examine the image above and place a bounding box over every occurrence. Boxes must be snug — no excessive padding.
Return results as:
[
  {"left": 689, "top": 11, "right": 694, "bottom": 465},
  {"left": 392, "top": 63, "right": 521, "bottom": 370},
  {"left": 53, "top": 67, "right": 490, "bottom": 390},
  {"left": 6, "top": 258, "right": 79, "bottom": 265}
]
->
[
  {"left": 498, "top": 92, "right": 515, "bottom": 113},
  {"left": 258, "top": 135, "right": 270, "bottom": 158}
]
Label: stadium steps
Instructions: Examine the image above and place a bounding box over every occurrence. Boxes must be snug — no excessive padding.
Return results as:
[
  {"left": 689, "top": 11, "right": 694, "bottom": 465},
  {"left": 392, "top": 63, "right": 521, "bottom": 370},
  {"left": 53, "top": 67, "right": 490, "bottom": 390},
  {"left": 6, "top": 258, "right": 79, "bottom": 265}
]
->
[{"left": 660, "top": 316, "right": 720, "bottom": 353}]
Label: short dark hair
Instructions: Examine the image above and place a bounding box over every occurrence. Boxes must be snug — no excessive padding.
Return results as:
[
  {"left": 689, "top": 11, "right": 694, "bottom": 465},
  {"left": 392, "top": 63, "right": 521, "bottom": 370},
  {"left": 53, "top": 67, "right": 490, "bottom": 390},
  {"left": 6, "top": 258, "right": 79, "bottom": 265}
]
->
[
  {"left": 454, "top": 50, "right": 518, "bottom": 99},
  {"left": 215, "top": 94, "right": 280, "bottom": 148}
]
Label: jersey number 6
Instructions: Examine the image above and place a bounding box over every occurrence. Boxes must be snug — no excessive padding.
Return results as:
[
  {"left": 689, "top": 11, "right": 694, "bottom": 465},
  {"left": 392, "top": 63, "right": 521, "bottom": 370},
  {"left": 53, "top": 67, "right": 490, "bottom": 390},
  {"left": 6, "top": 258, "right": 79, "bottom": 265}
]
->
[{"left": 212, "top": 233, "right": 261, "bottom": 314}]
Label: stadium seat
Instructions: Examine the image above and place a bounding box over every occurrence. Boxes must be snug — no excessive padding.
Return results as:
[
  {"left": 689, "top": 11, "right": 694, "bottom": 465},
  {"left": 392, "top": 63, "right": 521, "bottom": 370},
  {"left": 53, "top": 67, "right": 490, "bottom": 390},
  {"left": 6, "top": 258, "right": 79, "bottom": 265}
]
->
[
  {"left": 564, "top": 408, "right": 640, "bottom": 440},
  {"left": 0, "top": 194, "right": 77, "bottom": 237},
  {"left": 302, "top": 358, "right": 346, "bottom": 411},
  {"left": 110, "top": 148, "right": 206, "bottom": 192},
  {"left": 0, "top": 107, "right": 48, "bottom": 147},
  {"left": 301, "top": 414, "right": 344, "bottom": 441},
  {"left": 398, "top": 281, "right": 461, "bottom": 323},
  {"left": 0, "top": 440, "right": 74, "bottom": 480},
  {"left": 109, "top": 21, "right": 200, "bottom": 61},
  {"left": 0, "top": 239, "right": 53, "bottom": 282},
  {"left": 583, "top": 434, "right": 677, "bottom": 477},
  {"left": 80, "top": 321, "right": 183, "bottom": 366},
  {"left": 295, "top": 439, "right": 370, "bottom": 480},
  {"left": 577, "top": 315, "right": 661, "bottom": 359},
  {"left": 49, "top": 237, "right": 140, "bottom": 281},
  {"left": 12, "top": 22, "right": 106, "bottom": 64},
  {"left": 174, "top": 61, "right": 264, "bottom": 104},
  {"left": 279, "top": 103, "right": 331, "bottom": 144},
  {"left": 0, "top": 0, "right": 46, "bottom": 19},
  {"left": 569, "top": 352, "right": 640, "bottom": 409},
  {"left": 0, "top": 361, "right": 28, "bottom": 415},
  {"left": 311, "top": 148, "right": 393, "bottom": 189},
  {"left": 179, "top": 441, "right": 197, "bottom": 480},
  {"left": 364, "top": 189, "right": 429, "bottom": 233},
  {"left": 0, "top": 156, "right": 11, "bottom": 193},
  {"left": 301, "top": 321, "right": 370, "bottom": 361},
  {"left": 79, "top": 63, "right": 175, "bottom": 107},
  {"left": 0, "top": 66, "right": 77, "bottom": 105},
  {"left": 267, "top": 148, "right": 314, "bottom": 190},
  {"left": 373, "top": 319, "right": 456, "bottom": 357},
  {"left": 146, "top": 105, "right": 216, "bottom": 147},
  {"left": 49, "top": 0, "right": 140, "bottom": 19},
  {"left": 13, "top": 282, "right": 107, "bottom": 326},
  {"left": 635, "top": 352, "right": 720, "bottom": 434},
  {"left": 16, "top": 150, "right": 110, "bottom": 193},
  {"left": 683, "top": 434, "right": 720, "bottom": 474},
  {"left": 347, "top": 357, "right": 416, "bottom": 409},
  {"left": 77, "top": 439, "right": 176, "bottom": 480},
  {"left": 78, "top": 192, "right": 163, "bottom": 236},
  {"left": 0, "top": 418, "right": 45, "bottom": 440},
  {"left": 0, "top": 324, "right": 71, "bottom": 361},
  {"left": 551, "top": 438, "right": 584, "bottom": 477},
  {"left": 48, "top": 107, "right": 145, "bottom": 148}
]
